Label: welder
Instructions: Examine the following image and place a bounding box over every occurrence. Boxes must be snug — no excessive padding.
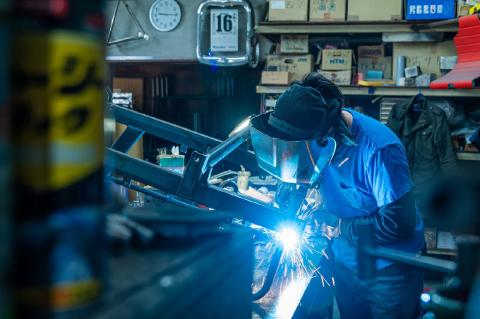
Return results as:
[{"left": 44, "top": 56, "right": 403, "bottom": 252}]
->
[{"left": 250, "top": 73, "right": 425, "bottom": 319}]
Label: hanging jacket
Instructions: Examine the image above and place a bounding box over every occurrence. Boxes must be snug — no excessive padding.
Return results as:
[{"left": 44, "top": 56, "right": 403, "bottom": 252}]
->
[{"left": 387, "top": 96, "right": 457, "bottom": 209}]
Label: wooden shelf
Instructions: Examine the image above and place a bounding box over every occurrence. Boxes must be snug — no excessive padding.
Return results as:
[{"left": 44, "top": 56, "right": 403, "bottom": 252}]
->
[
  {"left": 257, "top": 85, "right": 480, "bottom": 98},
  {"left": 457, "top": 152, "right": 480, "bottom": 161},
  {"left": 255, "top": 21, "right": 458, "bottom": 35}
]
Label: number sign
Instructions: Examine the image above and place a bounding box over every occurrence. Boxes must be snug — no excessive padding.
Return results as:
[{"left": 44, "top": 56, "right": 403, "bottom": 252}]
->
[{"left": 210, "top": 9, "right": 238, "bottom": 52}]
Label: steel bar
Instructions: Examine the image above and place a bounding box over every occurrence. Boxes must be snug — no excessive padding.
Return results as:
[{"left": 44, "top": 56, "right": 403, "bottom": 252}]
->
[
  {"left": 107, "top": 175, "right": 202, "bottom": 211},
  {"left": 111, "top": 126, "right": 145, "bottom": 153},
  {"left": 107, "top": 36, "right": 147, "bottom": 46},
  {"left": 106, "top": 148, "right": 183, "bottom": 193},
  {"left": 111, "top": 105, "right": 260, "bottom": 172},
  {"left": 203, "top": 128, "right": 250, "bottom": 174},
  {"left": 366, "top": 247, "right": 457, "bottom": 274},
  {"left": 106, "top": 148, "right": 302, "bottom": 231},
  {"left": 123, "top": 0, "right": 148, "bottom": 36},
  {"left": 107, "top": 0, "right": 121, "bottom": 43},
  {"left": 189, "top": 184, "right": 302, "bottom": 231}
]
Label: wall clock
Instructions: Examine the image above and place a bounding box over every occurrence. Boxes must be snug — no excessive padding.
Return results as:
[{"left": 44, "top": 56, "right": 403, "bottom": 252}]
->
[{"left": 149, "top": 0, "right": 182, "bottom": 32}]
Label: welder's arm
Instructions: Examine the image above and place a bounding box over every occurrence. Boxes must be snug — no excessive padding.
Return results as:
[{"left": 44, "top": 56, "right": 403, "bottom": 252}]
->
[
  {"left": 340, "top": 191, "right": 417, "bottom": 244},
  {"left": 340, "top": 144, "right": 417, "bottom": 244}
]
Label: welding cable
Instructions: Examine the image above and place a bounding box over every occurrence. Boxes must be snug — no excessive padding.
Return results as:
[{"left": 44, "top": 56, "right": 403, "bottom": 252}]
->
[{"left": 252, "top": 244, "right": 283, "bottom": 301}]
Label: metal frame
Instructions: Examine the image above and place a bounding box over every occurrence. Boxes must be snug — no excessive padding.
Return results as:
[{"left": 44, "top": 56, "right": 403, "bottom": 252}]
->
[
  {"left": 107, "top": 105, "right": 300, "bottom": 300},
  {"left": 111, "top": 105, "right": 261, "bottom": 171},
  {"left": 107, "top": 105, "right": 303, "bottom": 231},
  {"left": 107, "top": 0, "right": 149, "bottom": 46}
]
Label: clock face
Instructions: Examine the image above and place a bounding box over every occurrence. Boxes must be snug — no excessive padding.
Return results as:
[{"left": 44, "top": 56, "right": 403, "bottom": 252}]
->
[{"left": 149, "top": 0, "right": 182, "bottom": 32}]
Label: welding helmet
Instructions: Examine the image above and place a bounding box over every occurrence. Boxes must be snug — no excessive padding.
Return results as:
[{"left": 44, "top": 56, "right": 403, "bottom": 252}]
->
[
  {"left": 250, "top": 113, "right": 336, "bottom": 185},
  {"left": 250, "top": 82, "right": 341, "bottom": 185}
]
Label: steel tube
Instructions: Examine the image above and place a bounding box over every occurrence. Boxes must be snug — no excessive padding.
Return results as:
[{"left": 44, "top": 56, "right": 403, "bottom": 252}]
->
[
  {"left": 111, "top": 106, "right": 260, "bottom": 172},
  {"left": 367, "top": 247, "right": 457, "bottom": 274},
  {"left": 203, "top": 128, "right": 249, "bottom": 173}
]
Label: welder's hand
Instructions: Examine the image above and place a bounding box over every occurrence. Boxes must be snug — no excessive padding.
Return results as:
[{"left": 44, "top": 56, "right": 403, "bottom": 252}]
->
[{"left": 321, "top": 219, "right": 341, "bottom": 240}]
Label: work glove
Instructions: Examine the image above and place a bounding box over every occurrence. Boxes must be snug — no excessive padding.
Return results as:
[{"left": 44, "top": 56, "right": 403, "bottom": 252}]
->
[
  {"left": 275, "top": 181, "right": 308, "bottom": 215},
  {"left": 312, "top": 210, "right": 341, "bottom": 240}
]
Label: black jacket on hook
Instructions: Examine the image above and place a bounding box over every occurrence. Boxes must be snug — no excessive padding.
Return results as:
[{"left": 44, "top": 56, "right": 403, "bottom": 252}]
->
[{"left": 387, "top": 95, "right": 457, "bottom": 210}]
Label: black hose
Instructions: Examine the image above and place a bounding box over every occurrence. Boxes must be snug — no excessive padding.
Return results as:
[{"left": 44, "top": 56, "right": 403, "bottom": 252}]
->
[{"left": 252, "top": 244, "right": 284, "bottom": 301}]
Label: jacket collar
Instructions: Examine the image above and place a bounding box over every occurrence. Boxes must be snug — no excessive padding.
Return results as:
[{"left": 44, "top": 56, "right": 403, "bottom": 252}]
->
[{"left": 401, "top": 95, "right": 431, "bottom": 136}]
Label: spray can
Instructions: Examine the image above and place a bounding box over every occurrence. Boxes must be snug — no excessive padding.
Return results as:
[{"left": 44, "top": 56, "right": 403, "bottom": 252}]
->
[{"left": 11, "top": 1, "right": 105, "bottom": 317}]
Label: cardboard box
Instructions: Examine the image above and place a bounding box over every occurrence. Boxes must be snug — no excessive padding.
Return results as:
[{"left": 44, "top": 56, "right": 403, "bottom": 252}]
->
[
  {"left": 269, "top": 0, "right": 308, "bottom": 21},
  {"left": 358, "top": 45, "right": 385, "bottom": 58},
  {"left": 393, "top": 41, "right": 457, "bottom": 79},
  {"left": 358, "top": 57, "right": 393, "bottom": 80},
  {"left": 261, "top": 71, "right": 292, "bottom": 85},
  {"left": 266, "top": 55, "right": 314, "bottom": 81},
  {"left": 321, "top": 49, "right": 352, "bottom": 70},
  {"left": 318, "top": 70, "right": 352, "bottom": 85},
  {"left": 440, "top": 56, "right": 458, "bottom": 70},
  {"left": 415, "top": 74, "right": 434, "bottom": 87},
  {"left": 348, "top": 0, "right": 403, "bottom": 21},
  {"left": 405, "top": 65, "right": 421, "bottom": 78},
  {"left": 309, "top": 0, "right": 346, "bottom": 21},
  {"left": 406, "top": 0, "right": 456, "bottom": 20},
  {"left": 280, "top": 35, "right": 309, "bottom": 54}
]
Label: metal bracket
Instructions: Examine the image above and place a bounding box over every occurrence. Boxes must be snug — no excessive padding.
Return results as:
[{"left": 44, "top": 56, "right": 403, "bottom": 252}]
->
[{"left": 178, "top": 151, "right": 208, "bottom": 197}]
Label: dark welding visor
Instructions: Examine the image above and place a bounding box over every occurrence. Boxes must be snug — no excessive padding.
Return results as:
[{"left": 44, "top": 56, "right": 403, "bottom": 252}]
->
[{"left": 250, "top": 113, "right": 336, "bottom": 185}]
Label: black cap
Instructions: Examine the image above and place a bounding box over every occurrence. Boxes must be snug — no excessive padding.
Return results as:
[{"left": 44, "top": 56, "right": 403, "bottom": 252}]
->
[{"left": 267, "top": 83, "right": 340, "bottom": 140}]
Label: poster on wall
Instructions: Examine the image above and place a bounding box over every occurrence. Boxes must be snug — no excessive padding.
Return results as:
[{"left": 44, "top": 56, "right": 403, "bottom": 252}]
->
[{"left": 210, "top": 9, "right": 238, "bottom": 52}]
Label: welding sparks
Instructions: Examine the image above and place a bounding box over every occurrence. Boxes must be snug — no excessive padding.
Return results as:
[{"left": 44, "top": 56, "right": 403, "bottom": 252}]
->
[
  {"left": 277, "top": 227, "right": 300, "bottom": 251},
  {"left": 252, "top": 189, "right": 336, "bottom": 309}
]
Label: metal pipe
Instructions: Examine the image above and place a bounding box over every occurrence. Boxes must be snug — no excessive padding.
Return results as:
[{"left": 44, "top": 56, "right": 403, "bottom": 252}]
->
[
  {"left": 110, "top": 106, "right": 260, "bottom": 172},
  {"left": 357, "top": 222, "right": 457, "bottom": 278},
  {"left": 107, "top": 0, "right": 121, "bottom": 43},
  {"left": 202, "top": 128, "right": 250, "bottom": 173},
  {"left": 123, "top": 0, "right": 147, "bottom": 35},
  {"left": 107, "top": 175, "right": 206, "bottom": 212},
  {"left": 106, "top": 148, "right": 302, "bottom": 231},
  {"left": 252, "top": 244, "right": 283, "bottom": 300},
  {"left": 107, "top": 35, "right": 146, "bottom": 46},
  {"left": 366, "top": 247, "right": 457, "bottom": 274}
]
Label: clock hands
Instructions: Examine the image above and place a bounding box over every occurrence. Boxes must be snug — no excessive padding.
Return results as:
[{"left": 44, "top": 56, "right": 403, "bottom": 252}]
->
[{"left": 156, "top": 12, "right": 178, "bottom": 16}]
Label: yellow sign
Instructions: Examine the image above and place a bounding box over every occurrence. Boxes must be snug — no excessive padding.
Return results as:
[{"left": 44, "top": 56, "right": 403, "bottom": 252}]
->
[{"left": 13, "top": 31, "right": 104, "bottom": 191}]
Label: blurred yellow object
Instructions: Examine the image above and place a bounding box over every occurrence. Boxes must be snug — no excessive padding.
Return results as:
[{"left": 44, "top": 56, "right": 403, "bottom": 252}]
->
[
  {"left": 470, "top": 4, "right": 480, "bottom": 14},
  {"left": 358, "top": 79, "right": 396, "bottom": 87}
]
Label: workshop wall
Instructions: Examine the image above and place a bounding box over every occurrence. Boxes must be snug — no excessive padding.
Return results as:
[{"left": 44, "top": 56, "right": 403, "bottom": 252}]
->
[{"left": 106, "top": 0, "right": 269, "bottom": 61}]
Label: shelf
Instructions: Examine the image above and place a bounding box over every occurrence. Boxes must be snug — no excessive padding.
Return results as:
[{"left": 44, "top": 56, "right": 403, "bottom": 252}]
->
[
  {"left": 426, "top": 248, "right": 457, "bottom": 256},
  {"left": 256, "top": 85, "right": 480, "bottom": 97},
  {"left": 255, "top": 21, "right": 458, "bottom": 35},
  {"left": 457, "top": 152, "right": 480, "bottom": 161}
]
